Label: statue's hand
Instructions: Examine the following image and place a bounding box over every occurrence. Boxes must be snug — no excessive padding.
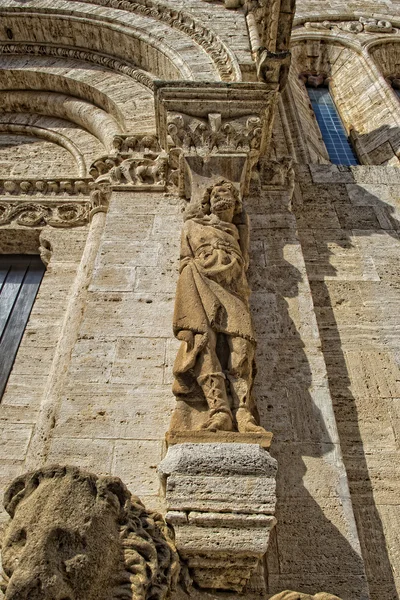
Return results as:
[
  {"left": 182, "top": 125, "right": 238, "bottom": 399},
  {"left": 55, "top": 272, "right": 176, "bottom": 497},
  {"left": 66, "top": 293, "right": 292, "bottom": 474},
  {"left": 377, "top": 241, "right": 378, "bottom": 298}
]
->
[{"left": 177, "top": 330, "right": 194, "bottom": 350}]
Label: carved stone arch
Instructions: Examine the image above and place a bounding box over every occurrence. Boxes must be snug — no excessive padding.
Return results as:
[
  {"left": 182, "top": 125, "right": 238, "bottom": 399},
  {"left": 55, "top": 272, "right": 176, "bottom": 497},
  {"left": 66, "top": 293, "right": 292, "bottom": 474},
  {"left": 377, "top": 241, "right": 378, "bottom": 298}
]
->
[
  {"left": 286, "top": 34, "right": 400, "bottom": 165},
  {"left": 0, "top": 3, "right": 241, "bottom": 83},
  {"left": 0, "top": 90, "right": 123, "bottom": 151},
  {"left": 0, "top": 52, "right": 156, "bottom": 135},
  {"left": 0, "top": 123, "right": 87, "bottom": 178},
  {"left": 0, "top": 68, "right": 127, "bottom": 129}
]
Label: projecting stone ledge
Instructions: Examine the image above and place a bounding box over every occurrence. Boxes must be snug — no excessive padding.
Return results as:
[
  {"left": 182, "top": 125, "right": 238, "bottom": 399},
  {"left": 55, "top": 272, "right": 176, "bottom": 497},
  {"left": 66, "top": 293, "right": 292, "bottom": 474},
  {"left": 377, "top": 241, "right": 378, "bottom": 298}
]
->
[{"left": 158, "top": 442, "right": 277, "bottom": 593}]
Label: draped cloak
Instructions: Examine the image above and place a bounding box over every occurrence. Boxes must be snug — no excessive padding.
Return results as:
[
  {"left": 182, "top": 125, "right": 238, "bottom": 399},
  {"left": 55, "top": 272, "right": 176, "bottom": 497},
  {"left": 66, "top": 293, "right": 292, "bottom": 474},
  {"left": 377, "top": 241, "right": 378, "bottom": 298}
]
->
[{"left": 173, "top": 215, "right": 256, "bottom": 393}]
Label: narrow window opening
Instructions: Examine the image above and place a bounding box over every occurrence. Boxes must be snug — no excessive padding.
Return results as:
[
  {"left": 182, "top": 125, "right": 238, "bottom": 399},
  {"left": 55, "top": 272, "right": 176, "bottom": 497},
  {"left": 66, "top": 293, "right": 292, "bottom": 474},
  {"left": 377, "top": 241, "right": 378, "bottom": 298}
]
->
[
  {"left": 307, "top": 86, "right": 359, "bottom": 166},
  {"left": 0, "top": 255, "right": 45, "bottom": 400}
]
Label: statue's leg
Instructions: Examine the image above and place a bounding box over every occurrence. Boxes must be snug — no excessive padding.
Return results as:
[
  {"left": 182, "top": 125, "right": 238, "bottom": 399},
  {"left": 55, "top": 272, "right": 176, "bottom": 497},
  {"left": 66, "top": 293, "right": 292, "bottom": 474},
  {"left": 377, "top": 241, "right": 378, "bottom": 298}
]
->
[
  {"left": 195, "top": 329, "right": 233, "bottom": 431},
  {"left": 227, "top": 337, "right": 265, "bottom": 433}
]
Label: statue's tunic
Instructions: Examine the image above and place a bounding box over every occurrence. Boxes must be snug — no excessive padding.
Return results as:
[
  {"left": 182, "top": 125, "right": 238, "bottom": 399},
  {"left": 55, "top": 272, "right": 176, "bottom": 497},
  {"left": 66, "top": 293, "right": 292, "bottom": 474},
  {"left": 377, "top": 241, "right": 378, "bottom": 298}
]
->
[{"left": 173, "top": 214, "right": 255, "bottom": 392}]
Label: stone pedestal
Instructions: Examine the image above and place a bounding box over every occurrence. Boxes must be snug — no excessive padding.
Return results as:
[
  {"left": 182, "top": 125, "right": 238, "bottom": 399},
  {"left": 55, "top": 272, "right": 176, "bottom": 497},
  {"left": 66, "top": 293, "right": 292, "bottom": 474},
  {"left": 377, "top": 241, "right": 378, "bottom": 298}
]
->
[{"left": 158, "top": 442, "right": 277, "bottom": 593}]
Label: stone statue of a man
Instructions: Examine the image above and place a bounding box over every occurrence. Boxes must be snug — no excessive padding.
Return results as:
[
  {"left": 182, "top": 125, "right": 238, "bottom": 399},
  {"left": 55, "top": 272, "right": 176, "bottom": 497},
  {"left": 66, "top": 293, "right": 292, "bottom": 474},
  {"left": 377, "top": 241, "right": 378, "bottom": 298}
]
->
[{"left": 172, "top": 179, "right": 264, "bottom": 433}]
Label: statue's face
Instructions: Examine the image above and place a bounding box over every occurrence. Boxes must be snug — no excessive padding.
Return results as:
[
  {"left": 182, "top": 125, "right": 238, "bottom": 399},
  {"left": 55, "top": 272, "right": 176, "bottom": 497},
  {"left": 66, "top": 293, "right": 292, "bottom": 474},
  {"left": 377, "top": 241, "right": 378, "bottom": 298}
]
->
[
  {"left": 209, "top": 184, "right": 237, "bottom": 220},
  {"left": 2, "top": 476, "right": 121, "bottom": 600}
]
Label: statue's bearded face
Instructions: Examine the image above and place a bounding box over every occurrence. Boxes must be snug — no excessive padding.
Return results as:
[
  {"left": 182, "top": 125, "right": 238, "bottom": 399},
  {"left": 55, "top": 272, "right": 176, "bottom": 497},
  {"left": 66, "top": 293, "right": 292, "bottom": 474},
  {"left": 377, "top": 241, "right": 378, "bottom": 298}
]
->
[
  {"left": 209, "top": 184, "right": 237, "bottom": 219},
  {"left": 2, "top": 476, "right": 121, "bottom": 600}
]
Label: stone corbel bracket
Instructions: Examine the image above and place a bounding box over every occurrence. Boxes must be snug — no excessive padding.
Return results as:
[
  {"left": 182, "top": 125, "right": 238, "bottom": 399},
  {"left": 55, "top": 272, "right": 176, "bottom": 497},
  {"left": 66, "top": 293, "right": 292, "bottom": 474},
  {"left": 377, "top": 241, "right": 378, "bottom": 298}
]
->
[
  {"left": 155, "top": 81, "right": 277, "bottom": 157},
  {"left": 155, "top": 81, "right": 278, "bottom": 195},
  {"left": 159, "top": 442, "right": 277, "bottom": 593}
]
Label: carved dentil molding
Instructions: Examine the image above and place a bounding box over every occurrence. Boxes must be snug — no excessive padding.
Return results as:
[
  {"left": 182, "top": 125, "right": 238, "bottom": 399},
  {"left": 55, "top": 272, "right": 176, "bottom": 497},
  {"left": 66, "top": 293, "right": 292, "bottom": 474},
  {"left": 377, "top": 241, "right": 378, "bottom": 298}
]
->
[
  {"left": 0, "top": 179, "right": 91, "bottom": 197},
  {"left": 0, "top": 43, "right": 155, "bottom": 90}
]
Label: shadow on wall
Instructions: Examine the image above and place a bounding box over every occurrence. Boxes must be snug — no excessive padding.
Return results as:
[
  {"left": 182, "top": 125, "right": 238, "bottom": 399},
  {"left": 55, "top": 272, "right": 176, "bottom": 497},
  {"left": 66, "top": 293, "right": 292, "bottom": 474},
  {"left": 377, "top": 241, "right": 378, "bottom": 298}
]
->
[
  {"left": 291, "top": 156, "right": 400, "bottom": 600},
  {"left": 351, "top": 124, "right": 400, "bottom": 167},
  {"left": 246, "top": 186, "right": 368, "bottom": 600}
]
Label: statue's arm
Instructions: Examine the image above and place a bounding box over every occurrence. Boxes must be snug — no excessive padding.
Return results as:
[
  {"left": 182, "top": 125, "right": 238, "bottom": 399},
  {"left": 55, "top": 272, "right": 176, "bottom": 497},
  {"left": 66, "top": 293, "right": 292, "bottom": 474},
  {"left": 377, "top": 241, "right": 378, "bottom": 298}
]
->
[
  {"left": 179, "top": 223, "right": 194, "bottom": 273},
  {"left": 237, "top": 211, "right": 250, "bottom": 271}
]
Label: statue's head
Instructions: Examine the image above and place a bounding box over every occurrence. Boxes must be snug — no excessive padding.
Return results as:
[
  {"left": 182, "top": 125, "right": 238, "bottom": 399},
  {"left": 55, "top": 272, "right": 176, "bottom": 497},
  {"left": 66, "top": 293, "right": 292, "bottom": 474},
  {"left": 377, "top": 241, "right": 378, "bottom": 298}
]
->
[
  {"left": 1, "top": 465, "right": 179, "bottom": 600},
  {"left": 205, "top": 179, "right": 242, "bottom": 218}
]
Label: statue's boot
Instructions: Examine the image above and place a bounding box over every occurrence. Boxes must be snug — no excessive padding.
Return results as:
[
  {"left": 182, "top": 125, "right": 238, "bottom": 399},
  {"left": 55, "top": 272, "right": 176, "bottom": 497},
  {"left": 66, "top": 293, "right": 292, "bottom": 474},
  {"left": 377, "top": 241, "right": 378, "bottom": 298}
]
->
[
  {"left": 228, "top": 376, "right": 266, "bottom": 433},
  {"left": 197, "top": 373, "right": 233, "bottom": 432}
]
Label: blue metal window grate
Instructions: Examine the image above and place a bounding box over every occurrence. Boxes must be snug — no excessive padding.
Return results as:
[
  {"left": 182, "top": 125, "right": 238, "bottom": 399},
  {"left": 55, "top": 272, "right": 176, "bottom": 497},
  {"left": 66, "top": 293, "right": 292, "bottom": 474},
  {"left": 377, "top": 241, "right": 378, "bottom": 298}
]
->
[{"left": 307, "top": 87, "right": 359, "bottom": 165}]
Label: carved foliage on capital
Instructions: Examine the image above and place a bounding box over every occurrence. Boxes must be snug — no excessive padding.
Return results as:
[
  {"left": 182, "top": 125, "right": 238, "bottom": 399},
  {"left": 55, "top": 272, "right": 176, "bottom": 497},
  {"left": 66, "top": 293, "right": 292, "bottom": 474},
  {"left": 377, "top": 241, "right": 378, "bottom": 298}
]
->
[
  {"left": 1, "top": 465, "right": 180, "bottom": 600},
  {"left": 167, "top": 112, "right": 262, "bottom": 156}
]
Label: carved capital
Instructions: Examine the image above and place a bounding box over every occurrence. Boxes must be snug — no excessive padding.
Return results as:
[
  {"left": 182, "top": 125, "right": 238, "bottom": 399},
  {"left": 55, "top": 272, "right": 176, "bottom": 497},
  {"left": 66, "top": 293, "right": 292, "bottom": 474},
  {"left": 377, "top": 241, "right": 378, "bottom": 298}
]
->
[
  {"left": 155, "top": 82, "right": 277, "bottom": 158},
  {"left": 167, "top": 112, "right": 262, "bottom": 156}
]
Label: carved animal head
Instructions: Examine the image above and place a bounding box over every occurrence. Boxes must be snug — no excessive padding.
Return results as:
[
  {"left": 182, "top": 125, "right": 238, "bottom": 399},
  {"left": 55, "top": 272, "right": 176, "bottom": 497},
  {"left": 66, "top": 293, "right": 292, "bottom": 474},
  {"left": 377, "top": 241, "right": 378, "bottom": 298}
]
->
[{"left": 1, "top": 465, "right": 179, "bottom": 600}]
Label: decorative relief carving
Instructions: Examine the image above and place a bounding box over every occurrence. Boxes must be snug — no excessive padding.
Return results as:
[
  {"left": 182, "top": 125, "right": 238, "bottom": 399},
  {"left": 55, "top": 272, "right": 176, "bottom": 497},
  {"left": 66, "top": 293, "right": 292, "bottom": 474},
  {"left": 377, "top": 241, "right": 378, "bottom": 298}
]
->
[
  {"left": 304, "top": 17, "right": 396, "bottom": 34},
  {"left": 258, "top": 156, "right": 294, "bottom": 188},
  {"left": 170, "top": 179, "right": 266, "bottom": 434},
  {"left": 0, "top": 201, "right": 90, "bottom": 227},
  {"left": 74, "top": 0, "right": 239, "bottom": 81},
  {"left": 167, "top": 113, "right": 262, "bottom": 156},
  {"left": 90, "top": 180, "right": 112, "bottom": 216},
  {"left": 91, "top": 154, "right": 169, "bottom": 189},
  {"left": 112, "top": 134, "right": 161, "bottom": 154},
  {"left": 1, "top": 465, "right": 180, "bottom": 600},
  {"left": 0, "top": 44, "right": 155, "bottom": 90},
  {"left": 0, "top": 179, "right": 90, "bottom": 196}
]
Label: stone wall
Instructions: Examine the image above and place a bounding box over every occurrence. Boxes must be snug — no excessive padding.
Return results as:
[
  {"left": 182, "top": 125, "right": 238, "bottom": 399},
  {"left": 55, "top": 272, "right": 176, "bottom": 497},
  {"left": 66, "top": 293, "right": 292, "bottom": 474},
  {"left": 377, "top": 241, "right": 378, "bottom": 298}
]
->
[{"left": 293, "top": 164, "right": 400, "bottom": 600}]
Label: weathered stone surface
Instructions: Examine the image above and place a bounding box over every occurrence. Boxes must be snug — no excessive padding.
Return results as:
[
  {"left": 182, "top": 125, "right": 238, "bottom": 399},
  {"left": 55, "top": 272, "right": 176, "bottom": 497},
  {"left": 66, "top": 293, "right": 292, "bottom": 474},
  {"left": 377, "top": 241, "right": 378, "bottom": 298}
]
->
[
  {"left": 159, "top": 443, "right": 277, "bottom": 592},
  {"left": 0, "top": 465, "right": 179, "bottom": 600}
]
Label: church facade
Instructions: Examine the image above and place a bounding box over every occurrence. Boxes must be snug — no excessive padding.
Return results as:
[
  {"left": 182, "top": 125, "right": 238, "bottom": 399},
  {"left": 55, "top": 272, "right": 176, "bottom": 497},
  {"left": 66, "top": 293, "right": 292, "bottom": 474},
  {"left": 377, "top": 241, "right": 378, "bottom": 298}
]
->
[{"left": 0, "top": 1, "right": 399, "bottom": 599}]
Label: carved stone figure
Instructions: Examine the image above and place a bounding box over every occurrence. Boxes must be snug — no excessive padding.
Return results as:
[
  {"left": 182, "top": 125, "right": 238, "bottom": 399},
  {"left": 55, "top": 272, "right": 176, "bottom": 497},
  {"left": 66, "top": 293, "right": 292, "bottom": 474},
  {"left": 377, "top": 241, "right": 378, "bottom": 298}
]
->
[
  {"left": 171, "top": 179, "right": 264, "bottom": 433},
  {"left": 0, "top": 465, "right": 179, "bottom": 600}
]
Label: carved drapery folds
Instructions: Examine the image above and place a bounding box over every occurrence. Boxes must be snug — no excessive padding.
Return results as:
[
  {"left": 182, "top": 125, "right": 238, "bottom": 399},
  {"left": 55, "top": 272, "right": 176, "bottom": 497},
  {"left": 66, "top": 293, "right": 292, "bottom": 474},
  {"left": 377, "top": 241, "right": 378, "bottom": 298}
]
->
[{"left": 0, "top": 465, "right": 180, "bottom": 600}]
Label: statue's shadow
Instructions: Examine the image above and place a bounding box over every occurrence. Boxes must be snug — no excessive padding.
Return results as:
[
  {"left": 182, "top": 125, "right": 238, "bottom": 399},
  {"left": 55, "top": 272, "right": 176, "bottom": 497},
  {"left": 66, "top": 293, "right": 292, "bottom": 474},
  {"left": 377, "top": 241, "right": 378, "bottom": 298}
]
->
[
  {"left": 256, "top": 165, "right": 400, "bottom": 600},
  {"left": 247, "top": 191, "right": 369, "bottom": 599}
]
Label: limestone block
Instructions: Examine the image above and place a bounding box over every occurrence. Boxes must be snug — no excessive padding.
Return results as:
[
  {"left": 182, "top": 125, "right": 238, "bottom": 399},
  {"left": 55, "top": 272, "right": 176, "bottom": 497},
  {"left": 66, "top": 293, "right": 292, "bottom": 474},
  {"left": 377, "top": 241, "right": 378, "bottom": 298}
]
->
[{"left": 159, "top": 443, "right": 277, "bottom": 592}]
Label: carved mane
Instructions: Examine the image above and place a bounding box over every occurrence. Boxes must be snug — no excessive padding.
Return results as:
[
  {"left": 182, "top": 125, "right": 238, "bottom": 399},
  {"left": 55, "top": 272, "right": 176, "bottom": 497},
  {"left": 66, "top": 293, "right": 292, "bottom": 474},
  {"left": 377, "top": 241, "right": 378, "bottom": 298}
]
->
[{"left": 2, "top": 465, "right": 180, "bottom": 600}]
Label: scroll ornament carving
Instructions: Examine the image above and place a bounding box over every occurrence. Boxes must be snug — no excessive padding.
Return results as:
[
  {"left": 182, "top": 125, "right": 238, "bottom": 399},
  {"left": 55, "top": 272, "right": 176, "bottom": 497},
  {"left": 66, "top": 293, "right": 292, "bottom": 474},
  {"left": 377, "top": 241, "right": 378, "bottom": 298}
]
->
[
  {"left": 304, "top": 16, "right": 396, "bottom": 34},
  {"left": 167, "top": 112, "right": 262, "bottom": 156},
  {"left": 170, "top": 179, "right": 266, "bottom": 434},
  {"left": 0, "top": 465, "right": 180, "bottom": 600},
  {"left": 0, "top": 201, "right": 90, "bottom": 227}
]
